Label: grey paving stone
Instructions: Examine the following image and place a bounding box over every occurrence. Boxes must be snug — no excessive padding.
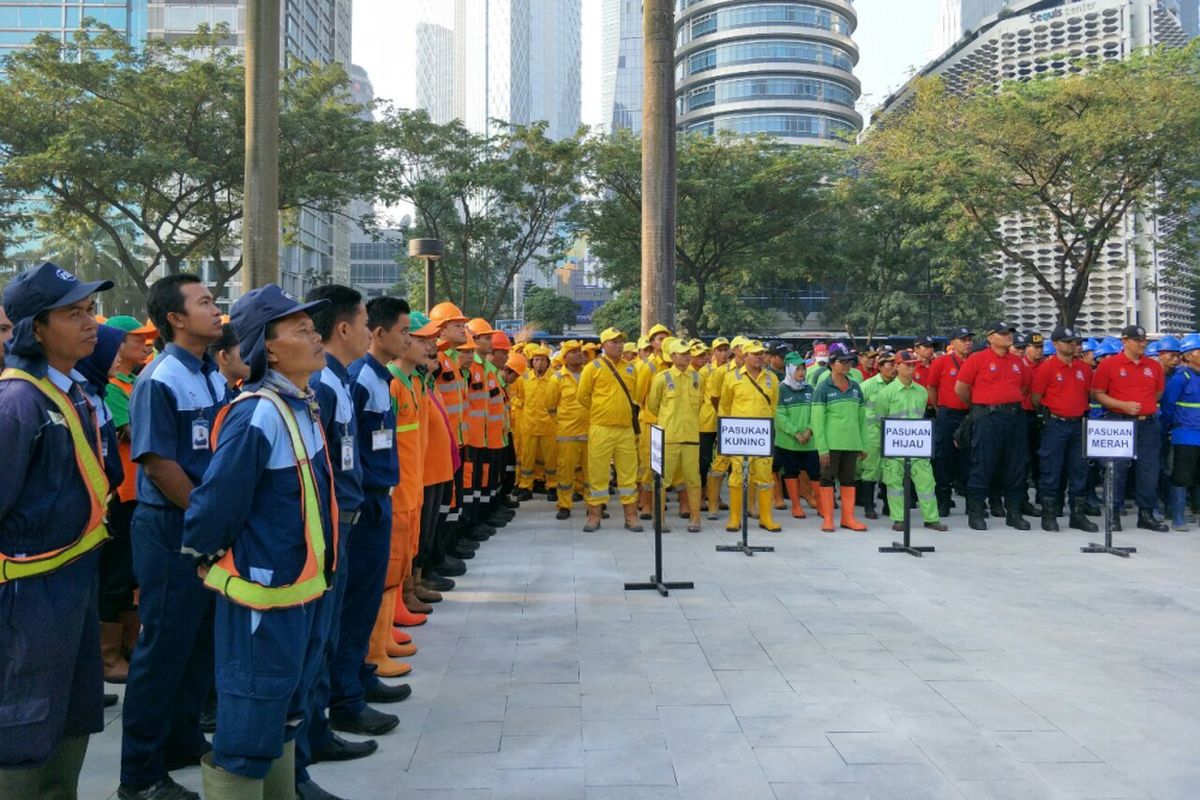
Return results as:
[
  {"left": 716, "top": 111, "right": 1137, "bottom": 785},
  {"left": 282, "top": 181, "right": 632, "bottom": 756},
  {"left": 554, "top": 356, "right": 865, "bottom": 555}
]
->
[
  {"left": 827, "top": 731, "right": 928, "bottom": 765},
  {"left": 583, "top": 747, "right": 677, "bottom": 786}
]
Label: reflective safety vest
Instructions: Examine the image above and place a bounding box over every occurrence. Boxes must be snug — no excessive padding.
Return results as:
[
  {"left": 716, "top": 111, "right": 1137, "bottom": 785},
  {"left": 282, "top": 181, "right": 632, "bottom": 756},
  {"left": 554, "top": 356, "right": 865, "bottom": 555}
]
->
[
  {"left": 204, "top": 389, "right": 338, "bottom": 610},
  {"left": 0, "top": 368, "right": 110, "bottom": 583}
]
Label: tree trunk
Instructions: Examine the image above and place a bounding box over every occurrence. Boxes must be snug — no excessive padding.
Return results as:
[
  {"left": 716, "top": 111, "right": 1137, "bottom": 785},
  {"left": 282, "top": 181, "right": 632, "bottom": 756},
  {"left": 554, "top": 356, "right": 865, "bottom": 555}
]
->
[
  {"left": 243, "top": 0, "right": 281, "bottom": 292},
  {"left": 640, "top": 0, "right": 676, "bottom": 335}
]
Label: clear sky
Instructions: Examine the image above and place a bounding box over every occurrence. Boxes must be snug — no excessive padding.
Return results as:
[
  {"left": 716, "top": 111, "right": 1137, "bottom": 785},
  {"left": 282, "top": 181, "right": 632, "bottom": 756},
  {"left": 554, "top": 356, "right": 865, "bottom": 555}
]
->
[{"left": 351, "top": 0, "right": 943, "bottom": 125}]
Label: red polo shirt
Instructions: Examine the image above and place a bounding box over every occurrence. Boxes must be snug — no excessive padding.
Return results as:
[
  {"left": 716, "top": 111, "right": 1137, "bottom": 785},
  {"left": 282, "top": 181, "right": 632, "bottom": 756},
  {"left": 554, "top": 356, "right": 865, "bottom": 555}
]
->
[
  {"left": 926, "top": 352, "right": 969, "bottom": 411},
  {"left": 1091, "top": 352, "right": 1164, "bottom": 415},
  {"left": 957, "top": 348, "right": 1030, "bottom": 405},
  {"left": 1032, "top": 356, "right": 1092, "bottom": 417}
]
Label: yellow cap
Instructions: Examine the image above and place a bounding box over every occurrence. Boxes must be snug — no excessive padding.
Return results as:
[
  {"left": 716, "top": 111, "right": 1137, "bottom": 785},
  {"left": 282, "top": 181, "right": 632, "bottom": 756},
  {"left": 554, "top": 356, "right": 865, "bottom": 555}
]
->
[
  {"left": 529, "top": 345, "right": 552, "bottom": 359},
  {"left": 731, "top": 335, "right": 750, "bottom": 349},
  {"left": 637, "top": 335, "right": 650, "bottom": 350},
  {"left": 583, "top": 341, "right": 600, "bottom": 352},
  {"left": 742, "top": 342, "right": 767, "bottom": 355},
  {"left": 666, "top": 339, "right": 692, "bottom": 356},
  {"left": 690, "top": 341, "right": 709, "bottom": 355},
  {"left": 622, "top": 342, "right": 638, "bottom": 353},
  {"left": 711, "top": 337, "right": 730, "bottom": 348},
  {"left": 560, "top": 339, "right": 581, "bottom": 353},
  {"left": 663, "top": 336, "right": 678, "bottom": 352},
  {"left": 647, "top": 323, "right": 671, "bottom": 338},
  {"left": 599, "top": 327, "right": 624, "bottom": 343}
]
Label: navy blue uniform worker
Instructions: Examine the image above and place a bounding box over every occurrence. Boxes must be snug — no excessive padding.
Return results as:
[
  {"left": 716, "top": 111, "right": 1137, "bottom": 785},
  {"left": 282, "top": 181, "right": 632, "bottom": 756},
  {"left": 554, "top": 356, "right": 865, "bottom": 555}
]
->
[
  {"left": 294, "top": 285, "right": 382, "bottom": 800},
  {"left": 121, "top": 273, "right": 227, "bottom": 800},
  {"left": 182, "top": 284, "right": 336, "bottom": 799},
  {"left": 327, "top": 297, "right": 409, "bottom": 738},
  {"left": 0, "top": 262, "right": 113, "bottom": 800},
  {"left": 77, "top": 323, "right": 129, "bottom": 490}
]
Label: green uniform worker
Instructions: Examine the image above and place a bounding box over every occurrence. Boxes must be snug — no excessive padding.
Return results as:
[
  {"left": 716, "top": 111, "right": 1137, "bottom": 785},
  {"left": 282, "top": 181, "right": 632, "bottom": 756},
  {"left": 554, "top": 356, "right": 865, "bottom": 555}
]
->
[
  {"left": 646, "top": 340, "right": 704, "bottom": 532},
  {"left": 876, "top": 351, "right": 947, "bottom": 531},
  {"left": 775, "top": 353, "right": 819, "bottom": 519},
  {"left": 856, "top": 354, "right": 897, "bottom": 519},
  {"left": 811, "top": 350, "right": 868, "bottom": 532}
]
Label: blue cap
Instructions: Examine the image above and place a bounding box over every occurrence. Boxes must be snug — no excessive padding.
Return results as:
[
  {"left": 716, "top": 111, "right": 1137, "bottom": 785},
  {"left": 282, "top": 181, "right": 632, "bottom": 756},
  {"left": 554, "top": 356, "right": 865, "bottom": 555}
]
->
[
  {"left": 1096, "top": 338, "right": 1122, "bottom": 358},
  {"left": 1180, "top": 333, "right": 1200, "bottom": 354},
  {"left": 1157, "top": 335, "right": 1182, "bottom": 353},
  {"left": 2, "top": 262, "right": 113, "bottom": 366},
  {"left": 1042, "top": 341, "right": 1054, "bottom": 356},
  {"left": 1147, "top": 341, "right": 1160, "bottom": 357},
  {"left": 229, "top": 284, "right": 329, "bottom": 383},
  {"left": 1081, "top": 337, "right": 1098, "bottom": 353}
]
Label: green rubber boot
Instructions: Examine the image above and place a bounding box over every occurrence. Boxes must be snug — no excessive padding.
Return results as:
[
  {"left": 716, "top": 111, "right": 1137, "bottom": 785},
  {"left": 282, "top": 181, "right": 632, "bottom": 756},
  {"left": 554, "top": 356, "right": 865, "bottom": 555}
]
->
[
  {"left": 262, "top": 740, "right": 296, "bottom": 800},
  {"left": 201, "top": 752, "right": 264, "bottom": 800}
]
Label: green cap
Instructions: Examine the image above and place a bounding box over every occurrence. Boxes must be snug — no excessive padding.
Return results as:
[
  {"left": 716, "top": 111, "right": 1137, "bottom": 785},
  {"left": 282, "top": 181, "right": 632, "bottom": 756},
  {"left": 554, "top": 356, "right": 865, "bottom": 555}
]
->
[
  {"left": 784, "top": 352, "right": 804, "bottom": 366},
  {"left": 105, "top": 315, "right": 155, "bottom": 334}
]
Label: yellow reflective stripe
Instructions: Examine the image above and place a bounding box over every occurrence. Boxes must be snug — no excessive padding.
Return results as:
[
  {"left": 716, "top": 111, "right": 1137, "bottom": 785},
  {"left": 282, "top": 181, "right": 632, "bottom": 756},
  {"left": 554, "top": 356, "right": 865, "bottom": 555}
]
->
[
  {"left": 0, "top": 369, "right": 110, "bottom": 583},
  {"left": 203, "top": 390, "right": 328, "bottom": 609},
  {"left": 1176, "top": 402, "right": 1200, "bottom": 408},
  {"left": 395, "top": 422, "right": 420, "bottom": 433}
]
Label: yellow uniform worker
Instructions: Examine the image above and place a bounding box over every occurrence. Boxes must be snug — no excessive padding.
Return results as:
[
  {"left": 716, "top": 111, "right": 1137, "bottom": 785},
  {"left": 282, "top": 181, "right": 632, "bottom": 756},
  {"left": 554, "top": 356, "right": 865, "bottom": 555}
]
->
[
  {"left": 635, "top": 325, "right": 671, "bottom": 516},
  {"left": 548, "top": 341, "right": 589, "bottom": 518},
  {"left": 646, "top": 340, "right": 704, "bottom": 532},
  {"left": 706, "top": 336, "right": 748, "bottom": 517},
  {"left": 577, "top": 328, "right": 642, "bottom": 532},
  {"left": 719, "top": 342, "right": 780, "bottom": 532},
  {"left": 516, "top": 346, "right": 557, "bottom": 498}
]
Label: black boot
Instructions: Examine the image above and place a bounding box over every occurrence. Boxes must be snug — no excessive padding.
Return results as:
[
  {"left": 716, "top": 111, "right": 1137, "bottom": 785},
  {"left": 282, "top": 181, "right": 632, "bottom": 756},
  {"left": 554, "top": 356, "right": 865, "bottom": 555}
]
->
[
  {"left": 1006, "top": 507, "right": 1031, "bottom": 530},
  {"left": 967, "top": 498, "right": 988, "bottom": 531},
  {"left": 860, "top": 481, "right": 878, "bottom": 519},
  {"left": 936, "top": 487, "right": 952, "bottom": 519},
  {"left": 1069, "top": 499, "right": 1099, "bottom": 533},
  {"left": 1021, "top": 497, "right": 1042, "bottom": 516},
  {"left": 988, "top": 495, "right": 1006, "bottom": 518},
  {"left": 1041, "top": 496, "right": 1059, "bottom": 532},
  {"left": 1137, "top": 511, "right": 1169, "bottom": 532},
  {"left": 1083, "top": 499, "right": 1102, "bottom": 516}
]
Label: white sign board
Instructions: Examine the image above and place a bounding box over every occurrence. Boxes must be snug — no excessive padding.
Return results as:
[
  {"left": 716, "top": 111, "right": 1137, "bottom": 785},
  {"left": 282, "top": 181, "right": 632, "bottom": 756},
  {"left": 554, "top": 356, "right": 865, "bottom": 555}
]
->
[
  {"left": 1086, "top": 419, "right": 1136, "bottom": 460},
  {"left": 718, "top": 417, "right": 774, "bottom": 457},
  {"left": 881, "top": 418, "right": 934, "bottom": 459},
  {"left": 650, "top": 425, "right": 664, "bottom": 476}
]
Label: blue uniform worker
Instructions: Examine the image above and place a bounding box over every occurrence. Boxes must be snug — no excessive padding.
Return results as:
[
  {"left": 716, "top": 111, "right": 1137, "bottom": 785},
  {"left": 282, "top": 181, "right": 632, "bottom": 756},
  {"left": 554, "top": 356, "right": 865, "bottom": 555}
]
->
[
  {"left": 294, "top": 286, "right": 382, "bottom": 797},
  {"left": 1160, "top": 333, "right": 1200, "bottom": 531},
  {"left": 183, "top": 285, "right": 336, "bottom": 797},
  {"left": 77, "top": 324, "right": 129, "bottom": 490},
  {"left": 328, "top": 296, "right": 406, "bottom": 736},
  {"left": 0, "top": 263, "right": 114, "bottom": 799},
  {"left": 121, "top": 274, "right": 227, "bottom": 800}
]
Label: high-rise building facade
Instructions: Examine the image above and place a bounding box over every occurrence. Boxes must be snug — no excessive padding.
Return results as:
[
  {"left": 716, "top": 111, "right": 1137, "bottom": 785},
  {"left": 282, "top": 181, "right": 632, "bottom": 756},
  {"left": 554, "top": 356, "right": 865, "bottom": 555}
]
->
[
  {"left": 601, "top": 0, "right": 644, "bottom": 133},
  {"left": 0, "top": 0, "right": 145, "bottom": 61},
  {"left": 416, "top": 21, "right": 454, "bottom": 124},
  {"left": 674, "top": 0, "right": 864, "bottom": 145},
  {"left": 450, "top": 0, "right": 582, "bottom": 141},
  {"left": 877, "top": 0, "right": 1194, "bottom": 333},
  {"left": 955, "top": 0, "right": 1196, "bottom": 38}
]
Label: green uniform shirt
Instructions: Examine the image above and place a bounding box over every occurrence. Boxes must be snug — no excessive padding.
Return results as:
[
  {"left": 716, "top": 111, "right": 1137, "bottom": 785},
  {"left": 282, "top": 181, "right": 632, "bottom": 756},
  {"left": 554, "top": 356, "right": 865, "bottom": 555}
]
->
[
  {"left": 812, "top": 366, "right": 863, "bottom": 387},
  {"left": 876, "top": 378, "right": 929, "bottom": 423},
  {"left": 811, "top": 376, "right": 866, "bottom": 454},
  {"left": 108, "top": 372, "right": 136, "bottom": 429},
  {"left": 860, "top": 373, "right": 895, "bottom": 447},
  {"left": 775, "top": 381, "right": 816, "bottom": 452}
]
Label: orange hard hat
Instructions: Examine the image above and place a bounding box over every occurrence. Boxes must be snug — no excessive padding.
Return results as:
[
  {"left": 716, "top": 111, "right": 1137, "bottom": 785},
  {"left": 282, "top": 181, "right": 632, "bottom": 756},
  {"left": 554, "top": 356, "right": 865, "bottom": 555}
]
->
[
  {"left": 466, "top": 317, "right": 497, "bottom": 337},
  {"left": 458, "top": 331, "right": 477, "bottom": 351},
  {"left": 506, "top": 352, "right": 528, "bottom": 375},
  {"left": 492, "top": 331, "right": 512, "bottom": 351},
  {"left": 429, "top": 301, "right": 468, "bottom": 323}
]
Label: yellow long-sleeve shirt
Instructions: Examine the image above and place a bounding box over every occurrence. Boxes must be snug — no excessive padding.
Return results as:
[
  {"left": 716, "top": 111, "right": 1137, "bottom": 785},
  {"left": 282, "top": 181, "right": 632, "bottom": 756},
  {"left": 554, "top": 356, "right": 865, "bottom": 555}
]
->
[
  {"left": 517, "top": 369, "right": 557, "bottom": 437},
  {"left": 646, "top": 366, "right": 703, "bottom": 443},
  {"left": 548, "top": 367, "right": 588, "bottom": 438},
  {"left": 577, "top": 355, "right": 639, "bottom": 428},
  {"left": 719, "top": 366, "right": 778, "bottom": 420}
]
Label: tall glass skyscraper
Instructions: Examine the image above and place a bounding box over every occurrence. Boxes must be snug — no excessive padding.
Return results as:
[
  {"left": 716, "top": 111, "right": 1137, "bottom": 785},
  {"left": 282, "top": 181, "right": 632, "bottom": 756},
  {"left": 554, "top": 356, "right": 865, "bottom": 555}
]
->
[
  {"left": 450, "top": 0, "right": 582, "bottom": 141},
  {"left": 601, "top": 0, "right": 643, "bottom": 133},
  {"left": 0, "top": 1, "right": 145, "bottom": 61},
  {"left": 416, "top": 21, "right": 454, "bottom": 124},
  {"left": 675, "top": 0, "right": 863, "bottom": 145}
]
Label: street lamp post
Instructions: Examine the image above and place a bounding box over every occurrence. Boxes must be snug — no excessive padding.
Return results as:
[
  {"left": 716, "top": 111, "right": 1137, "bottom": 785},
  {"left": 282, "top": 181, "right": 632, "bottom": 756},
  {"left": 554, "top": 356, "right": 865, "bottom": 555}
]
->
[
  {"left": 243, "top": 0, "right": 281, "bottom": 291},
  {"left": 409, "top": 238, "right": 445, "bottom": 312},
  {"left": 641, "top": 0, "right": 676, "bottom": 333}
]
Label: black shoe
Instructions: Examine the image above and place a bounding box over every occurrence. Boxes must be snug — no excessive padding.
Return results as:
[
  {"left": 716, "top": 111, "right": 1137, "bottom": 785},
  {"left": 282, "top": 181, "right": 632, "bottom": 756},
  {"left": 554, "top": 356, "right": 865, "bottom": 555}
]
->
[
  {"left": 455, "top": 545, "right": 476, "bottom": 559},
  {"left": 1041, "top": 513, "right": 1059, "bottom": 532},
  {"left": 865, "top": 508, "right": 878, "bottom": 520},
  {"left": 118, "top": 777, "right": 199, "bottom": 800},
  {"left": 1006, "top": 511, "right": 1031, "bottom": 531},
  {"left": 474, "top": 523, "right": 497, "bottom": 535},
  {"left": 968, "top": 514, "right": 988, "bottom": 530},
  {"left": 573, "top": 492, "right": 584, "bottom": 502},
  {"left": 105, "top": 693, "right": 119, "bottom": 708},
  {"left": 937, "top": 503, "right": 952, "bottom": 518},
  {"left": 422, "top": 571, "right": 455, "bottom": 591},
  {"left": 464, "top": 527, "right": 491, "bottom": 542},
  {"left": 164, "top": 741, "right": 212, "bottom": 772},
  {"left": 556, "top": 508, "right": 570, "bottom": 520},
  {"left": 1021, "top": 500, "right": 1042, "bottom": 516},
  {"left": 312, "top": 732, "right": 379, "bottom": 763},
  {"left": 199, "top": 707, "right": 216, "bottom": 734},
  {"left": 437, "top": 555, "right": 467, "bottom": 576},
  {"left": 364, "top": 681, "right": 413, "bottom": 704},
  {"left": 1083, "top": 502, "right": 1102, "bottom": 517},
  {"left": 1111, "top": 514, "right": 1123, "bottom": 531},
  {"left": 1137, "top": 512, "right": 1169, "bottom": 532},
  {"left": 503, "top": 497, "right": 520, "bottom": 509},
  {"left": 514, "top": 489, "right": 533, "bottom": 501},
  {"left": 297, "top": 779, "right": 351, "bottom": 800},
  {"left": 330, "top": 706, "right": 400, "bottom": 736},
  {"left": 989, "top": 501, "right": 1006, "bottom": 518},
  {"left": 458, "top": 538, "right": 479, "bottom": 550},
  {"left": 1069, "top": 501, "right": 1099, "bottom": 533},
  {"left": 486, "top": 517, "right": 509, "bottom": 528}
]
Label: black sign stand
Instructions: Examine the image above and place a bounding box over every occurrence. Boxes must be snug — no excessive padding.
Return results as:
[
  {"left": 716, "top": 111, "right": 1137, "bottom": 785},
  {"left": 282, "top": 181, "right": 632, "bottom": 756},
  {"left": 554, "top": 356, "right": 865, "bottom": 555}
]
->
[
  {"left": 716, "top": 458, "right": 775, "bottom": 557},
  {"left": 1081, "top": 460, "right": 1136, "bottom": 558},
  {"left": 625, "top": 427, "right": 695, "bottom": 596},
  {"left": 879, "top": 458, "right": 935, "bottom": 558}
]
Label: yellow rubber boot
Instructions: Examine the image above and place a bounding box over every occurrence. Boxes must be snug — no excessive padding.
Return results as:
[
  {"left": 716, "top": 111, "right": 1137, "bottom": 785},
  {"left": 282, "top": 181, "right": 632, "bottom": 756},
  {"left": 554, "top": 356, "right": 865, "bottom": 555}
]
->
[
  {"left": 725, "top": 485, "right": 743, "bottom": 532},
  {"left": 758, "top": 488, "right": 782, "bottom": 532},
  {"left": 706, "top": 475, "right": 722, "bottom": 520},
  {"left": 687, "top": 488, "right": 702, "bottom": 532}
]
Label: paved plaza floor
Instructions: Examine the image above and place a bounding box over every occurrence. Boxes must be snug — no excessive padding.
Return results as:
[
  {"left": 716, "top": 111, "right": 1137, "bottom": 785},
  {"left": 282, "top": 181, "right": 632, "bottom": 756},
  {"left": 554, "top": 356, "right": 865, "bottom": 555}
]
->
[{"left": 82, "top": 495, "right": 1200, "bottom": 799}]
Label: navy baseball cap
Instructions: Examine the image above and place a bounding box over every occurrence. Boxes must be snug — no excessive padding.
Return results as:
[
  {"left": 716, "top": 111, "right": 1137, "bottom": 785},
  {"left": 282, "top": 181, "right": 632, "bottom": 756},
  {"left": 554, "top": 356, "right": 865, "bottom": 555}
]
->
[
  {"left": 230, "top": 284, "right": 329, "bottom": 382},
  {"left": 946, "top": 327, "right": 973, "bottom": 341},
  {"left": 1050, "top": 325, "right": 1080, "bottom": 342},
  {"left": 1119, "top": 325, "right": 1147, "bottom": 340},
  {"left": 913, "top": 335, "right": 935, "bottom": 347},
  {"left": 1013, "top": 334, "right": 1028, "bottom": 347},
  {"left": 2, "top": 262, "right": 112, "bottom": 323},
  {"left": 984, "top": 320, "right": 1016, "bottom": 335}
]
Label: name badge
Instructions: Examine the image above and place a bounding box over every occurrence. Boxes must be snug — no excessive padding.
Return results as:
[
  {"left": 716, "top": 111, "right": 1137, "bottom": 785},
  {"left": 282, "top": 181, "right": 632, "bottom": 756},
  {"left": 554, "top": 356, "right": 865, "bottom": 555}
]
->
[
  {"left": 192, "top": 419, "right": 210, "bottom": 451},
  {"left": 101, "top": 441, "right": 109, "bottom": 459},
  {"left": 372, "top": 428, "right": 392, "bottom": 451},
  {"left": 341, "top": 435, "right": 354, "bottom": 471}
]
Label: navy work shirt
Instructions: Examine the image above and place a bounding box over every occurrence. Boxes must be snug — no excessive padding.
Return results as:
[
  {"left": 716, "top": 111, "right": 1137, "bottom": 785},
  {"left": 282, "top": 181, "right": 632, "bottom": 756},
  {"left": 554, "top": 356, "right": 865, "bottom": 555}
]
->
[
  {"left": 348, "top": 353, "right": 398, "bottom": 492},
  {"left": 312, "top": 353, "right": 364, "bottom": 515}
]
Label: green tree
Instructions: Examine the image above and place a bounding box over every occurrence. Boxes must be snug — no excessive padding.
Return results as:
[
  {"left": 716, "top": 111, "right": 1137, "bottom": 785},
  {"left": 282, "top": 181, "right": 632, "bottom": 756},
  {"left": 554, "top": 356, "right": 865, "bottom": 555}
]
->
[
  {"left": 591, "top": 290, "right": 641, "bottom": 338},
  {"left": 376, "top": 109, "right": 584, "bottom": 319},
  {"left": 522, "top": 286, "right": 580, "bottom": 335},
  {"left": 25, "top": 214, "right": 152, "bottom": 317},
  {"left": 576, "top": 129, "right": 837, "bottom": 338},
  {"left": 0, "top": 24, "right": 379, "bottom": 299},
  {"left": 864, "top": 44, "right": 1200, "bottom": 326}
]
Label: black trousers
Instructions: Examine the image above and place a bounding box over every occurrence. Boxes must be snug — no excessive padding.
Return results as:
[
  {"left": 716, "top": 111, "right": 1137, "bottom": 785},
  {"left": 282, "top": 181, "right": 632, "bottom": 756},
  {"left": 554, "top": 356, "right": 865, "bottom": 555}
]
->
[
  {"left": 819, "top": 450, "right": 858, "bottom": 488},
  {"left": 967, "top": 407, "right": 1028, "bottom": 507},
  {"left": 700, "top": 432, "right": 716, "bottom": 485},
  {"left": 100, "top": 498, "right": 138, "bottom": 622},
  {"left": 932, "top": 408, "right": 968, "bottom": 504},
  {"left": 417, "top": 482, "right": 449, "bottom": 569}
]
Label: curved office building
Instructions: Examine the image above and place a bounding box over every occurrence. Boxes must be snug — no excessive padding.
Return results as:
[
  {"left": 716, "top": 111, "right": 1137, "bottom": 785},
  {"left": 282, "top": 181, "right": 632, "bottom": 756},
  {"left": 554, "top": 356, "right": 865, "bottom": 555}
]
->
[{"left": 675, "top": 0, "right": 863, "bottom": 145}]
